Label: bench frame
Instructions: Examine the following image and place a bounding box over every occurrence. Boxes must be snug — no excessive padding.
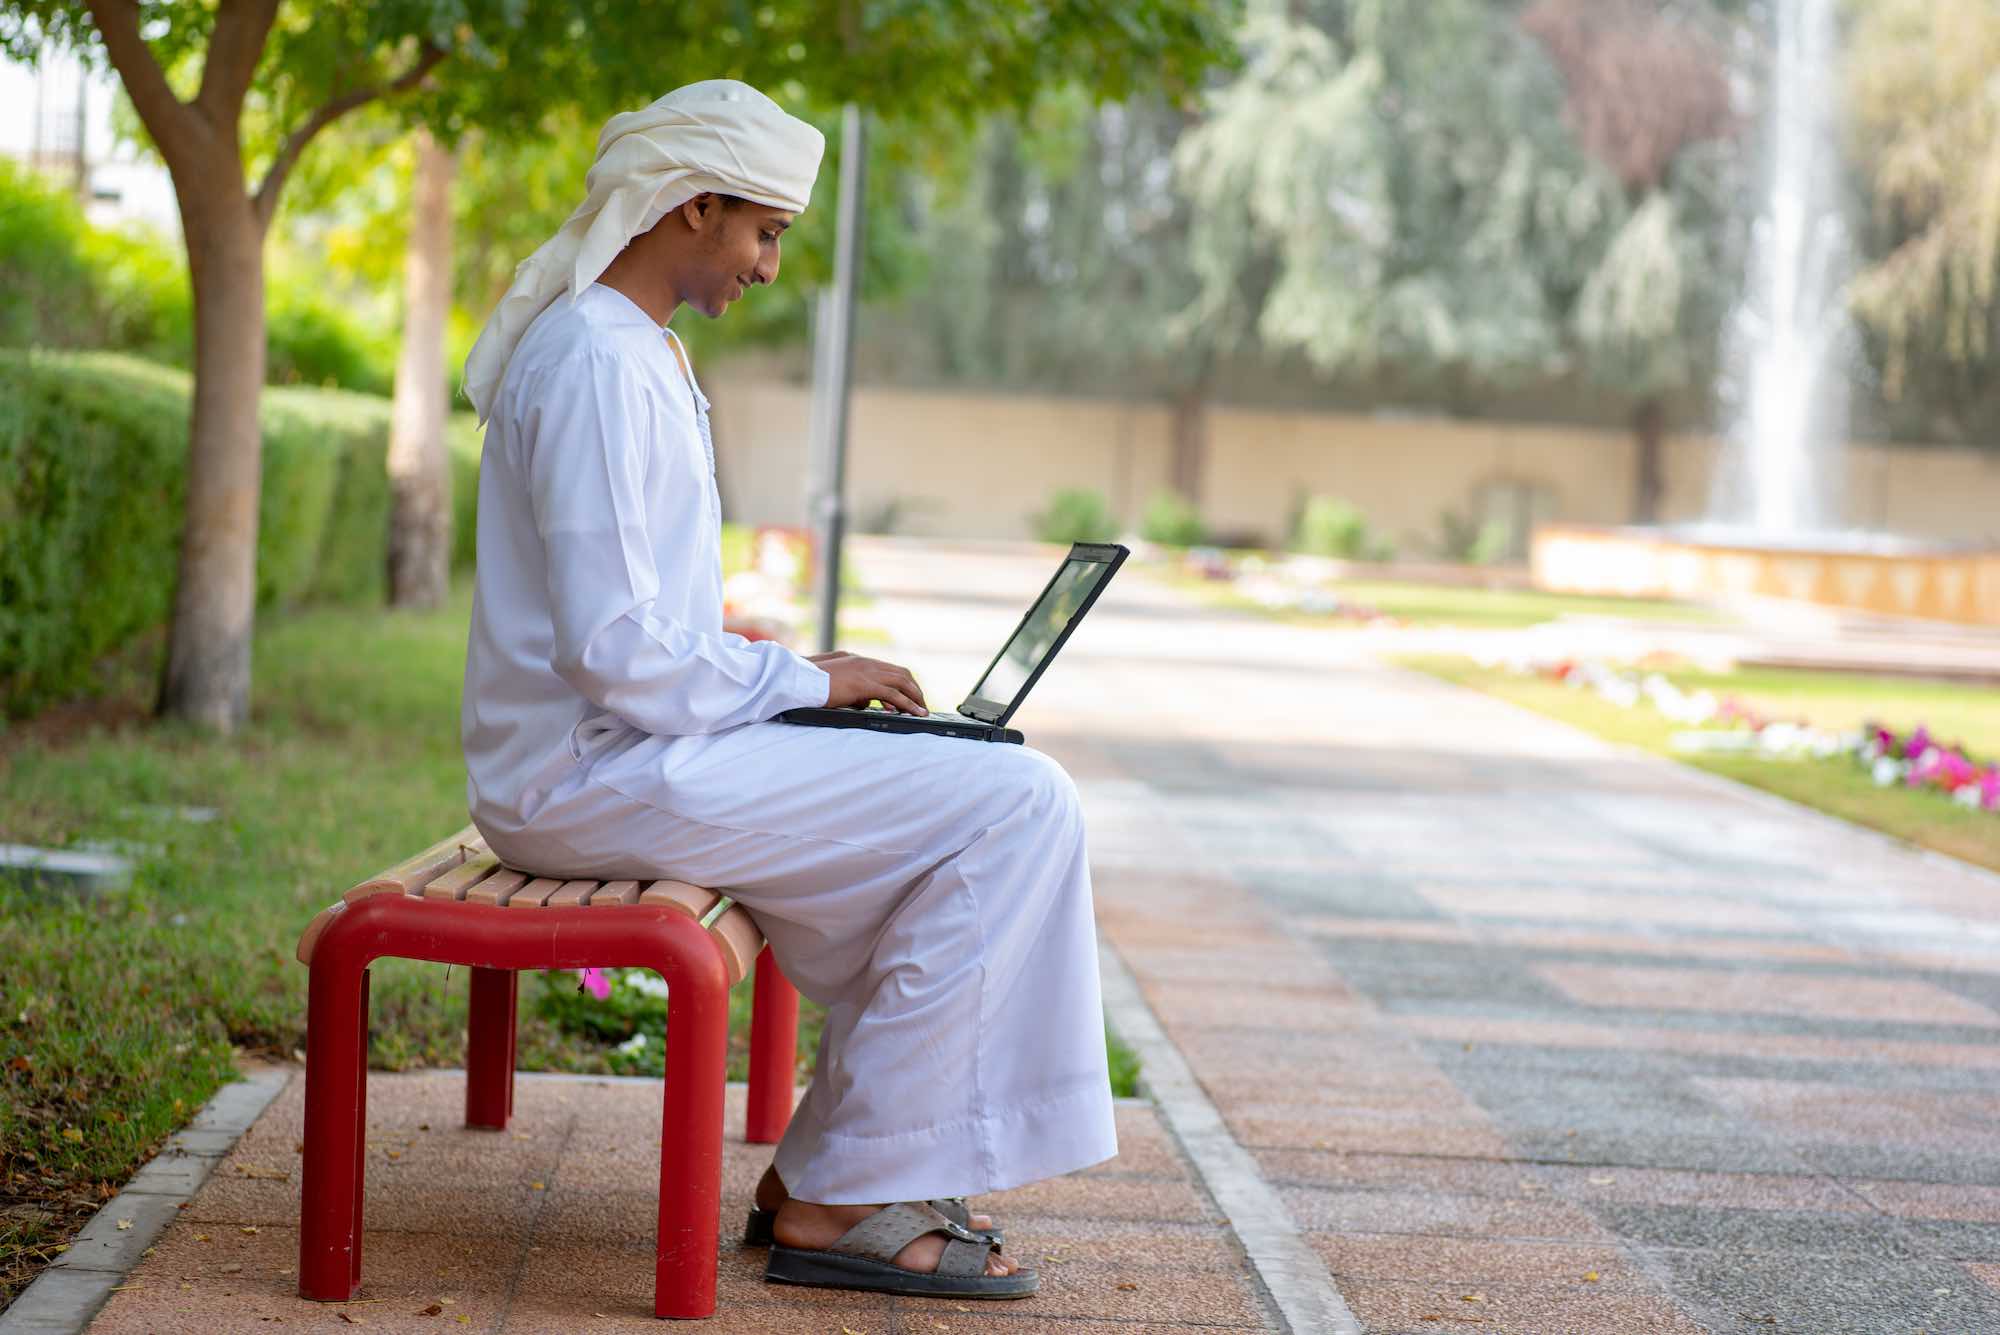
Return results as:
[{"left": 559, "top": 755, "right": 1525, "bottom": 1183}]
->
[{"left": 296, "top": 832, "right": 800, "bottom": 1320}]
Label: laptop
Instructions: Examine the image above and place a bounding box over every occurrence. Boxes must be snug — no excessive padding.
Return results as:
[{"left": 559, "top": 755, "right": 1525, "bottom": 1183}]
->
[{"left": 778, "top": 541, "right": 1129, "bottom": 744}]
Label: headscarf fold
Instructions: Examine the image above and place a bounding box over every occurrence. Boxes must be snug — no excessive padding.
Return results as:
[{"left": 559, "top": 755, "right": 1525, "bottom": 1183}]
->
[{"left": 464, "top": 80, "right": 825, "bottom": 422}]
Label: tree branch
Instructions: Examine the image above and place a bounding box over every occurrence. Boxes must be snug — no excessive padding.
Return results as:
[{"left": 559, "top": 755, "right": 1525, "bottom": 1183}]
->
[
  {"left": 194, "top": 0, "right": 279, "bottom": 128},
  {"left": 252, "top": 39, "right": 447, "bottom": 228},
  {"left": 82, "top": 0, "right": 205, "bottom": 172}
]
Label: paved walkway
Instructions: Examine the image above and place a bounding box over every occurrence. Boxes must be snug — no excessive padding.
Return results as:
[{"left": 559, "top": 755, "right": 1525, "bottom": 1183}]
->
[
  {"left": 855, "top": 538, "right": 2000, "bottom": 1334},
  {"left": 72, "top": 537, "right": 2000, "bottom": 1333}
]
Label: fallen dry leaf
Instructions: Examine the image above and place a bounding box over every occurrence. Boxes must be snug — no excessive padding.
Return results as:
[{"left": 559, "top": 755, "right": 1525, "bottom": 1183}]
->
[
  {"left": 385, "top": 1150, "right": 402, "bottom": 1161},
  {"left": 1116, "top": 1281, "right": 1138, "bottom": 1291},
  {"left": 1462, "top": 1293, "right": 1485, "bottom": 1303},
  {"left": 417, "top": 1304, "right": 444, "bottom": 1317},
  {"left": 60, "top": 1127, "right": 83, "bottom": 1143},
  {"left": 530, "top": 1181, "right": 546, "bottom": 1191},
  {"left": 115, "top": 1219, "right": 133, "bottom": 1231},
  {"left": 454, "top": 1318, "right": 469, "bottom": 1327},
  {"left": 240, "top": 1225, "right": 260, "bottom": 1235},
  {"left": 1583, "top": 1271, "right": 1600, "bottom": 1283},
  {"left": 194, "top": 1233, "right": 211, "bottom": 1243},
  {"left": 337, "top": 1314, "right": 362, "bottom": 1325}
]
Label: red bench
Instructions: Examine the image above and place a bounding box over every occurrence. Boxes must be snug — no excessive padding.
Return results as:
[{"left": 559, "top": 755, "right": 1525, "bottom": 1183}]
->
[{"left": 293, "top": 826, "right": 799, "bottom": 1318}]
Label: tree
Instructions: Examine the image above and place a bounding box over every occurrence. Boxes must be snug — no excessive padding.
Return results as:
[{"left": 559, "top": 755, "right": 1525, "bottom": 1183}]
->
[
  {"left": 1, "top": 0, "right": 1235, "bottom": 731},
  {"left": 1167, "top": 0, "right": 1624, "bottom": 466},
  {"left": 385, "top": 126, "right": 455, "bottom": 608},
  {"left": 1845, "top": 0, "right": 2000, "bottom": 439},
  {"left": 1523, "top": 0, "right": 1740, "bottom": 522}
]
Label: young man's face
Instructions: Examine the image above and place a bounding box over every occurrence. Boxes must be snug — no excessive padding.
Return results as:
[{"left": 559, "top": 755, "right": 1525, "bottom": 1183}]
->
[{"left": 688, "top": 196, "right": 793, "bottom": 318}]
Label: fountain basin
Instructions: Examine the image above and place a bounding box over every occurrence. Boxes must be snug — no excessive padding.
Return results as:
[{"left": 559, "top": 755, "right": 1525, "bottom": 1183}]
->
[{"left": 1531, "top": 524, "right": 2000, "bottom": 626}]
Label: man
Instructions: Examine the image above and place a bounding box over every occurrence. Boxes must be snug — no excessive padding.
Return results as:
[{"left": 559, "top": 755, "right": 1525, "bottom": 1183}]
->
[{"left": 459, "top": 81, "right": 1115, "bottom": 1300}]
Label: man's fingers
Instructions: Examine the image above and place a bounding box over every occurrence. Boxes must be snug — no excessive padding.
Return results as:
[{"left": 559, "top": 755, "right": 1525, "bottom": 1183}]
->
[{"left": 874, "top": 681, "right": 927, "bottom": 716}]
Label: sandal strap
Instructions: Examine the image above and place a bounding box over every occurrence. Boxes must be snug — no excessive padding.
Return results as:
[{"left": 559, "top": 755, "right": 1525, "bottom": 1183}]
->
[
  {"left": 827, "top": 1202, "right": 985, "bottom": 1265},
  {"left": 935, "top": 1233, "right": 995, "bottom": 1278}
]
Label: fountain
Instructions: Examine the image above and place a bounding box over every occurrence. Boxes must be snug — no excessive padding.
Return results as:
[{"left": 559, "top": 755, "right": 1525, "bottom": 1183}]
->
[{"left": 1532, "top": 0, "right": 2000, "bottom": 627}]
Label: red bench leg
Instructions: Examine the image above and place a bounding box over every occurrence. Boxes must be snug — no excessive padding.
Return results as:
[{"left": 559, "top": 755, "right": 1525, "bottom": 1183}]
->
[
  {"left": 746, "top": 946, "right": 799, "bottom": 1145},
  {"left": 650, "top": 919, "right": 729, "bottom": 1319},
  {"left": 300, "top": 950, "right": 369, "bottom": 1301},
  {"left": 465, "top": 967, "right": 517, "bottom": 1130}
]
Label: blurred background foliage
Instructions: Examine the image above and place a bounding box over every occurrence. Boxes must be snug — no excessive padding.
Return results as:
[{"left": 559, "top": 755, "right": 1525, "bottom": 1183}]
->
[{"left": 3, "top": 0, "right": 1995, "bottom": 443}]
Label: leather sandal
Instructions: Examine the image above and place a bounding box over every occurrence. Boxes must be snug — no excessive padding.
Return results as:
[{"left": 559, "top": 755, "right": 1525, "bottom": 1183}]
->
[
  {"left": 744, "top": 1195, "right": 1001, "bottom": 1248},
  {"left": 764, "top": 1200, "right": 1037, "bottom": 1299}
]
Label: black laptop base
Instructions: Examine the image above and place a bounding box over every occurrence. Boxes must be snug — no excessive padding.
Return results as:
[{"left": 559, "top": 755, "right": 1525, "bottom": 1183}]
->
[{"left": 777, "top": 706, "right": 1024, "bottom": 744}]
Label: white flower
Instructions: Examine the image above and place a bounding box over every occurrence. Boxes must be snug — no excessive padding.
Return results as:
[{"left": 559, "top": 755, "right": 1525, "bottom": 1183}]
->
[
  {"left": 1872, "top": 757, "right": 1906, "bottom": 787},
  {"left": 1954, "top": 785, "right": 1983, "bottom": 809},
  {"left": 623, "top": 970, "right": 670, "bottom": 999},
  {"left": 616, "top": 1032, "right": 649, "bottom": 1055}
]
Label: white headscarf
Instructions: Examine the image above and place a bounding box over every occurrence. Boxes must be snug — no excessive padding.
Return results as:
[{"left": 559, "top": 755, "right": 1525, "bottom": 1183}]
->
[{"left": 463, "top": 79, "right": 826, "bottom": 422}]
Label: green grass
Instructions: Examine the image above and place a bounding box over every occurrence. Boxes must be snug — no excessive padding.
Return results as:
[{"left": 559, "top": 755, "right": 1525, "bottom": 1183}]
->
[
  {"left": 1156, "top": 565, "right": 1729, "bottom": 629},
  {"left": 1400, "top": 654, "right": 2000, "bottom": 875},
  {"left": 0, "top": 558, "right": 1136, "bottom": 1307}
]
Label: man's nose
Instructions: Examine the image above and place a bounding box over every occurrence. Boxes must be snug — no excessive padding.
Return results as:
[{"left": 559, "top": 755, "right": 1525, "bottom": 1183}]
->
[{"left": 754, "top": 250, "right": 780, "bottom": 285}]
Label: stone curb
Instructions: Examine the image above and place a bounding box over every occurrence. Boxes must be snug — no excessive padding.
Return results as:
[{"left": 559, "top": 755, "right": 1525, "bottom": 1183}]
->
[
  {"left": 1099, "top": 941, "right": 1362, "bottom": 1335},
  {"left": 0, "top": 1066, "right": 290, "bottom": 1335}
]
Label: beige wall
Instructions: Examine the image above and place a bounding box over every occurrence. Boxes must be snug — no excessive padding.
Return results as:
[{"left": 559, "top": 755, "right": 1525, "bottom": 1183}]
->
[{"left": 707, "top": 374, "right": 2000, "bottom": 551}]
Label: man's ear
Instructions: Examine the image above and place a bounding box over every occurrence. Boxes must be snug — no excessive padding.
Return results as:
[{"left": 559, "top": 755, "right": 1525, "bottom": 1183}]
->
[{"left": 679, "top": 193, "right": 719, "bottom": 231}]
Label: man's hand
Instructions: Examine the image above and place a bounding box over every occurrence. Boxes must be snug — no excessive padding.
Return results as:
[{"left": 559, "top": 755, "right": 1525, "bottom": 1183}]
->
[{"left": 816, "top": 653, "right": 928, "bottom": 716}]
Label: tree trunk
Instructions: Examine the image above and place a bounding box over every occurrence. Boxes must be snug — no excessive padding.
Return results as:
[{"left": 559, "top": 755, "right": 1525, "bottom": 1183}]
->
[
  {"left": 1168, "top": 383, "right": 1208, "bottom": 505},
  {"left": 156, "top": 180, "right": 267, "bottom": 731},
  {"left": 1632, "top": 396, "right": 1666, "bottom": 526},
  {"left": 386, "top": 128, "right": 457, "bottom": 608}
]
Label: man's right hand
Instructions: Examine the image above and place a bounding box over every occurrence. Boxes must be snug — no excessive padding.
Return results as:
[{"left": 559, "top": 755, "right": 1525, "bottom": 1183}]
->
[{"left": 818, "top": 653, "right": 928, "bottom": 716}]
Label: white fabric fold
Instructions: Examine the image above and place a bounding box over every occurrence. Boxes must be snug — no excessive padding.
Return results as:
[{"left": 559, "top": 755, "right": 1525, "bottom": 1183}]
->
[{"left": 464, "top": 79, "right": 825, "bottom": 422}]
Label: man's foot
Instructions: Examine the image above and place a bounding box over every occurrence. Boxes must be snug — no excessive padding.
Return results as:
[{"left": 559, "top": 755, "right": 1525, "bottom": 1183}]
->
[
  {"left": 771, "top": 1198, "right": 1020, "bottom": 1278},
  {"left": 755, "top": 1164, "right": 997, "bottom": 1235}
]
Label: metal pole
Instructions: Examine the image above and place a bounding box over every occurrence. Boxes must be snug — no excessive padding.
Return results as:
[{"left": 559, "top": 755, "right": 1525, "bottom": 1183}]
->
[{"left": 810, "top": 103, "right": 866, "bottom": 654}]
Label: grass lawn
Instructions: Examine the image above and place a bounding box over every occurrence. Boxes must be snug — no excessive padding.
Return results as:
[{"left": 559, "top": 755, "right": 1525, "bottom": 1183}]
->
[
  {"left": 0, "top": 576, "right": 1137, "bottom": 1308},
  {"left": 1401, "top": 654, "right": 2000, "bottom": 874},
  {"left": 1154, "top": 564, "right": 1731, "bottom": 629}
]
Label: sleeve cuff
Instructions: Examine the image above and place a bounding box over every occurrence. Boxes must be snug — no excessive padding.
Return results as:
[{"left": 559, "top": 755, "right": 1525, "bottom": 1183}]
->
[{"left": 787, "top": 653, "right": 832, "bottom": 710}]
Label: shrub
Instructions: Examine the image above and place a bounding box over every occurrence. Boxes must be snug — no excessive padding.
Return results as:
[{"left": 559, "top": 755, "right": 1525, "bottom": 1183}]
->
[
  {"left": 1032, "top": 487, "right": 1119, "bottom": 545},
  {"left": 1139, "top": 490, "right": 1206, "bottom": 547},
  {"left": 1293, "top": 495, "right": 1395, "bottom": 561},
  {"left": 0, "top": 351, "right": 482, "bottom": 715},
  {"left": 1437, "top": 509, "right": 1513, "bottom": 565},
  {"left": 0, "top": 160, "right": 397, "bottom": 394}
]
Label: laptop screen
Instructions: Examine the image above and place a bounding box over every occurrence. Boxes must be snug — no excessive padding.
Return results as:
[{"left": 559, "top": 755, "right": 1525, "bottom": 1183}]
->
[{"left": 961, "top": 547, "right": 1121, "bottom": 724}]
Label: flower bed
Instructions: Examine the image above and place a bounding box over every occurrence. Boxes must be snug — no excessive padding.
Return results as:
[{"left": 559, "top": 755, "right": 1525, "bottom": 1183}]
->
[{"left": 1494, "top": 653, "right": 2000, "bottom": 815}]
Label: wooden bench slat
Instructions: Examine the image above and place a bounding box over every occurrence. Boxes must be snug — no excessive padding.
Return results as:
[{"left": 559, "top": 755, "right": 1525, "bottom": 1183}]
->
[
  {"left": 507, "top": 877, "right": 565, "bottom": 909},
  {"left": 423, "top": 852, "right": 502, "bottom": 902},
  {"left": 343, "top": 824, "right": 484, "bottom": 902},
  {"left": 301, "top": 835, "right": 770, "bottom": 985},
  {"left": 587, "top": 880, "right": 640, "bottom": 906},
  {"left": 639, "top": 881, "right": 719, "bottom": 919},
  {"left": 543, "top": 879, "right": 597, "bottom": 908},
  {"left": 464, "top": 869, "right": 528, "bottom": 907}
]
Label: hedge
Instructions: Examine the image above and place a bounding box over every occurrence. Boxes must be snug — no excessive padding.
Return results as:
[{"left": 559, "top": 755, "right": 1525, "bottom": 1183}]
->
[
  {"left": 0, "top": 351, "right": 481, "bottom": 716},
  {"left": 0, "top": 158, "right": 399, "bottom": 395}
]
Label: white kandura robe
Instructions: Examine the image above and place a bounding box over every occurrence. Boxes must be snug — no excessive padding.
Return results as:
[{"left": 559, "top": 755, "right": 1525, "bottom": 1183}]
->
[{"left": 461, "top": 283, "right": 1117, "bottom": 1204}]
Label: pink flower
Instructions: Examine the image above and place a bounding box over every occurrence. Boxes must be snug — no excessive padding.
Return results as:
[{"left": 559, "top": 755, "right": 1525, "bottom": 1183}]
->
[
  {"left": 578, "top": 967, "right": 612, "bottom": 1000},
  {"left": 1981, "top": 767, "right": 2000, "bottom": 812}
]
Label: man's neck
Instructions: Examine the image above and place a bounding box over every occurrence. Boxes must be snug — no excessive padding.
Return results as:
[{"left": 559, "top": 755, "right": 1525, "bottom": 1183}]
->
[{"left": 595, "top": 264, "right": 682, "bottom": 326}]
